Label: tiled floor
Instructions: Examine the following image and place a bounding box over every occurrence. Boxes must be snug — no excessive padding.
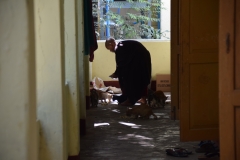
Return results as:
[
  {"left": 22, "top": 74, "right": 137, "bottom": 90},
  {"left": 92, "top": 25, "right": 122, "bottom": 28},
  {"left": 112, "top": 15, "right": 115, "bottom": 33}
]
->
[{"left": 80, "top": 102, "right": 209, "bottom": 160}]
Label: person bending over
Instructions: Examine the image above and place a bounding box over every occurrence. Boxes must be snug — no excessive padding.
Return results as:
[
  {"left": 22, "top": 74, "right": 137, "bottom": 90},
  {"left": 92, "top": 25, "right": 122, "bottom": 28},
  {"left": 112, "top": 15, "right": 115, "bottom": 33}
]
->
[{"left": 105, "top": 37, "right": 152, "bottom": 106}]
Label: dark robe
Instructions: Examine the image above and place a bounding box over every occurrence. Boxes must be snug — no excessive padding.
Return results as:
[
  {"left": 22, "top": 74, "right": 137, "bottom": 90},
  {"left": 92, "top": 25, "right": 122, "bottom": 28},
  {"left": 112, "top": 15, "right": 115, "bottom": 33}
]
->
[
  {"left": 114, "top": 40, "right": 152, "bottom": 105},
  {"left": 83, "top": 0, "right": 98, "bottom": 62}
]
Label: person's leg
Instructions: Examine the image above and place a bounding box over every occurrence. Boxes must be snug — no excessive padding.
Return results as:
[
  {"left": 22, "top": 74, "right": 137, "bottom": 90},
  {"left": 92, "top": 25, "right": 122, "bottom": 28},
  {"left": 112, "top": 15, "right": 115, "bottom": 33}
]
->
[
  {"left": 119, "top": 98, "right": 132, "bottom": 106},
  {"left": 120, "top": 86, "right": 148, "bottom": 106},
  {"left": 137, "top": 87, "right": 148, "bottom": 104},
  {"left": 113, "top": 77, "right": 128, "bottom": 104},
  {"left": 112, "top": 94, "right": 127, "bottom": 104}
]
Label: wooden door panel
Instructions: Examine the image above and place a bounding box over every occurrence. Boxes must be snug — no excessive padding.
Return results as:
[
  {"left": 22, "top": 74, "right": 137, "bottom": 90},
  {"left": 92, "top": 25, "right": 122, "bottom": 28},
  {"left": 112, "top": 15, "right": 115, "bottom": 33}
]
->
[
  {"left": 235, "top": 3, "right": 240, "bottom": 90},
  {"left": 189, "top": 63, "right": 218, "bottom": 129},
  {"left": 171, "top": 0, "right": 180, "bottom": 120},
  {"left": 180, "top": 0, "right": 219, "bottom": 141},
  {"left": 235, "top": 107, "right": 240, "bottom": 160},
  {"left": 219, "top": 0, "right": 240, "bottom": 159},
  {"left": 189, "top": 2, "right": 218, "bottom": 52},
  {"left": 187, "top": 54, "right": 218, "bottom": 63}
]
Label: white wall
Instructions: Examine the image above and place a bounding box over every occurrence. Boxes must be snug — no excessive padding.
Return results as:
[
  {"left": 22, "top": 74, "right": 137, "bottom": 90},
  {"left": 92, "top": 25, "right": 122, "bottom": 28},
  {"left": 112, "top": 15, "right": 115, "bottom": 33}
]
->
[
  {"left": 0, "top": 1, "right": 38, "bottom": 160},
  {"left": 0, "top": 0, "right": 83, "bottom": 159},
  {"left": 35, "top": 0, "right": 67, "bottom": 159}
]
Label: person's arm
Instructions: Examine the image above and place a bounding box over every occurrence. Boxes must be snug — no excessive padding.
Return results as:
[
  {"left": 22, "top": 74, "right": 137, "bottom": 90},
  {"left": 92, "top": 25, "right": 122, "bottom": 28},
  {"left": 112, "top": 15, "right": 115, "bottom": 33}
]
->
[
  {"left": 109, "top": 72, "right": 118, "bottom": 79},
  {"left": 109, "top": 67, "right": 118, "bottom": 79}
]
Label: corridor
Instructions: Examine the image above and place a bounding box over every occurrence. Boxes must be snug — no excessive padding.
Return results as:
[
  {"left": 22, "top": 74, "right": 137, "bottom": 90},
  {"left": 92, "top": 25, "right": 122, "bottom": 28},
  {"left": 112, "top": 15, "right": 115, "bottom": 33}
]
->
[{"left": 80, "top": 102, "right": 206, "bottom": 160}]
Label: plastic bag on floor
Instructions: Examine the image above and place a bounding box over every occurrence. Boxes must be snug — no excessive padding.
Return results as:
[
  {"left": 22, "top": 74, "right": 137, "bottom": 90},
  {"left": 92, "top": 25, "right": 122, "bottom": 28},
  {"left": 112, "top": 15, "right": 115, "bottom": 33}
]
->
[{"left": 92, "top": 77, "right": 109, "bottom": 92}]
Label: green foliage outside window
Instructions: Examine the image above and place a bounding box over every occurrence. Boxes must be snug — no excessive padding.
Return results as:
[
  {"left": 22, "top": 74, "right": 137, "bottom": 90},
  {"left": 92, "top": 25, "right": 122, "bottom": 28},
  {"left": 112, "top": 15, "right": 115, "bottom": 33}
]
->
[{"left": 96, "top": 0, "right": 166, "bottom": 39}]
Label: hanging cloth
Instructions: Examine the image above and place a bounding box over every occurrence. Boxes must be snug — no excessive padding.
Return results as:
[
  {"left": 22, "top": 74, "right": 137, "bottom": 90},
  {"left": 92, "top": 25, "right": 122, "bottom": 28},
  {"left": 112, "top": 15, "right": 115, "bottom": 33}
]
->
[{"left": 83, "top": 0, "right": 98, "bottom": 62}]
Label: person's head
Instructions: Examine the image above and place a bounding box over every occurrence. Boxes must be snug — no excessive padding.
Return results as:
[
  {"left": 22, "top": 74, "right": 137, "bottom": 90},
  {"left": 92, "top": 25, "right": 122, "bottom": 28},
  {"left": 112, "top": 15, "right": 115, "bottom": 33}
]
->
[{"left": 105, "top": 37, "right": 116, "bottom": 52}]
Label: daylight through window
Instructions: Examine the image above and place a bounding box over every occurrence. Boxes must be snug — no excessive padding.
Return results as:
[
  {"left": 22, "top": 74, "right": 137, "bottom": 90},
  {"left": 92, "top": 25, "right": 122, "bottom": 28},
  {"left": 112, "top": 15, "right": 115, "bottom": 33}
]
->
[{"left": 92, "top": 0, "right": 170, "bottom": 40}]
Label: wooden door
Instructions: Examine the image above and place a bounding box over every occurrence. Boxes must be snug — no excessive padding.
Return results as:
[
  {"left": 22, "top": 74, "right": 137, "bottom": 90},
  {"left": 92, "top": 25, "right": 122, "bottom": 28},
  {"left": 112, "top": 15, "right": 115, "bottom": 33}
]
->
[
  {"left": 171, "top": 0, "right": 180, "bottom": 120},
  {"left": 179, "top": 0, "right": 219, "bottom": 141},
  {"left": 219, "top": 0, "right": 240, "bottom": 159}
]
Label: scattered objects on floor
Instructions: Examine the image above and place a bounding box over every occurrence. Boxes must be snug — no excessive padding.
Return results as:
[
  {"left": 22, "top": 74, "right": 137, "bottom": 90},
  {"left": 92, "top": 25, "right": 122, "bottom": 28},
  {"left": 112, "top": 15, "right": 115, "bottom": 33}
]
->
[
  {"left": 196, "top": 141, "right": 220, "bottom": 160},
  {"left": 80, "top": 103, "right": 207, "bottom": 159},
  {"left": 165, "top": 148, "right": 191, "bottom": 157}
]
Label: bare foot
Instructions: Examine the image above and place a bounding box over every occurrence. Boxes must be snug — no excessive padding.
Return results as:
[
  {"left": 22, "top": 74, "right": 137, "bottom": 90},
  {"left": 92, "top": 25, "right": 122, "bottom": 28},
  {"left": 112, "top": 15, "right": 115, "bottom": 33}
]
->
[{"left": 137, "top": 98, "right": 147, "bottom": 104}]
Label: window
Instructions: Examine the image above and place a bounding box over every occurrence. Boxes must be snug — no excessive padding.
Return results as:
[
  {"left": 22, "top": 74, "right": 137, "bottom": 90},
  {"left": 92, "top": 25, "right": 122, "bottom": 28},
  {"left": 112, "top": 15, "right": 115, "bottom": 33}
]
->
[{"left": 93, "top": 0, "right": 170, "bottom": 40}]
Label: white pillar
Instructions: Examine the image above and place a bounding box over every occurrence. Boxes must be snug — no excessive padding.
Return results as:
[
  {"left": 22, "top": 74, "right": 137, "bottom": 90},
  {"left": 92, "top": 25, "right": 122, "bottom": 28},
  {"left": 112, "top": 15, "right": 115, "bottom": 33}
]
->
[
  {"left": 77, "top": 0, "right": 87, "bottom": 136},
  {"left": 35, "top": 0, "right": 67, "bottom": 159},
  {"left": 64, "top": 0, "right": 80, "bottom": 156}
]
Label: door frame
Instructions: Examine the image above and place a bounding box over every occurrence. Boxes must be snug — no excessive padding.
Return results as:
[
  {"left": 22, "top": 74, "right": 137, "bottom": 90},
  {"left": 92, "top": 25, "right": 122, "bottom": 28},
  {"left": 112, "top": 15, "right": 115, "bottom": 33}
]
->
[{"left": 170, "top": 0, "right": 180, "bottom": 120}]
